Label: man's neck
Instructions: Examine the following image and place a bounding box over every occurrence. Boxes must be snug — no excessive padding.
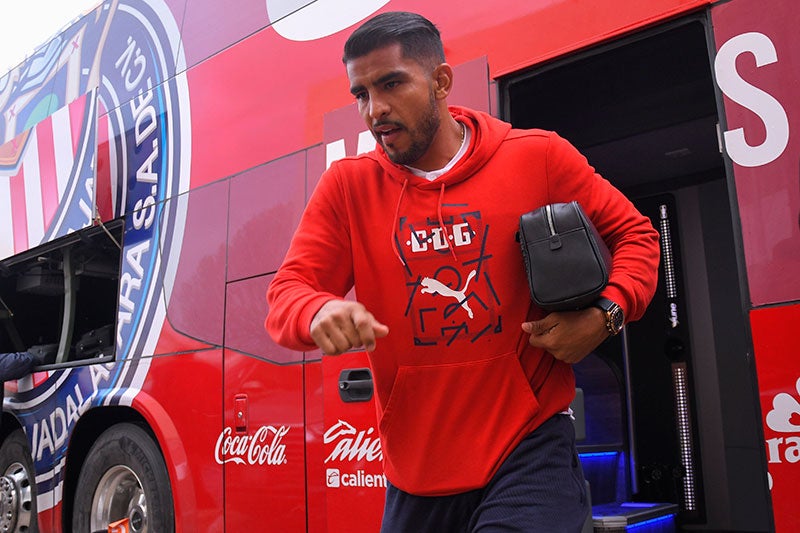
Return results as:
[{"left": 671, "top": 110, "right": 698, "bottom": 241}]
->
[
  {"left": 411, "top": 116, "right": 465, "bottom": 171},
  {"left": 406, "top": 120, "right": 469, "bottom": 181}
]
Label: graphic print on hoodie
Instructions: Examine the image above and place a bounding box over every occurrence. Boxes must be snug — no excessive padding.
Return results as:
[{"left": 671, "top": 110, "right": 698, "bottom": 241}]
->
[{"left": 399, "top": 209, "right": 502, "bottom": 347}]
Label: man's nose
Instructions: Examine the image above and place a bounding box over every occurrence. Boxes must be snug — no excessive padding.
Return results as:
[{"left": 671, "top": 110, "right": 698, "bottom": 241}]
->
[{"left": 368, "top": 95, "right": 390, "bottom": 119}]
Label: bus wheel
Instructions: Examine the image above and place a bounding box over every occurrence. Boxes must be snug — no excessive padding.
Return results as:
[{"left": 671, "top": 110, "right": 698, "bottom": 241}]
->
[
  {"left": 72, "top": 423, "right": 174, "bottom": 533},
  {"left": 0, "top": 429, "right": 38, "bottom": 533}
]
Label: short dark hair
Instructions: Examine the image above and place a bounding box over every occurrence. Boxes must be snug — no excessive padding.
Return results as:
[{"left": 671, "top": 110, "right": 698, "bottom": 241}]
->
[{"left": 343, "top": 12, "right": 445, "bottom": 69}]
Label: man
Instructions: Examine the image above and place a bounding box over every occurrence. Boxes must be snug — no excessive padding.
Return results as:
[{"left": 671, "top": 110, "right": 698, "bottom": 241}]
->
[{"left": 266, "top": 11, "right": 659, "bottom": 532}]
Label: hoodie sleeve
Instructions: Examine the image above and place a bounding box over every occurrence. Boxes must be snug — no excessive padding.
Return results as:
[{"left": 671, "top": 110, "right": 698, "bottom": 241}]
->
[
  {"left": 544, "top": 132, "right": 660, "bottom": 323},
  {"left": 265, "top": 163, "right": 355, "bottom": 351}
]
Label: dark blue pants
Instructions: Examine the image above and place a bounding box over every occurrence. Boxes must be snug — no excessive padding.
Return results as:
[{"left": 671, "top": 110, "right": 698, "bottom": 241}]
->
[{"left": 380, "top": 414, "right": 589, "bottom": 532}]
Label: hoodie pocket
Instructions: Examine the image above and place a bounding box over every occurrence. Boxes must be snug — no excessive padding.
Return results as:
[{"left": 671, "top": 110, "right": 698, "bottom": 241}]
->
[{"left": 379, "top": 351, "right": 540, "bottom": 494}]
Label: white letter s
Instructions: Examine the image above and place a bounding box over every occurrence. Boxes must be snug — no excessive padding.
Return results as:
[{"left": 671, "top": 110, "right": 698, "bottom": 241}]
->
[{"left": 714, "top": 32, "right": 789, "bottom": 167}]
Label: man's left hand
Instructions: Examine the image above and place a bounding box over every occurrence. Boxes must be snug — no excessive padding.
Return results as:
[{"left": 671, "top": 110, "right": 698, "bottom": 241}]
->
[{"left": 522, "top": 307, "right": 610, "bottom": 364}]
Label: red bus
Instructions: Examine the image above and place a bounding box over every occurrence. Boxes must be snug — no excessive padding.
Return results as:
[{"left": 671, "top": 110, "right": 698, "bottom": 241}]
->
[{"left": 0, "top": 0, "right": 797, "bottom": 531}]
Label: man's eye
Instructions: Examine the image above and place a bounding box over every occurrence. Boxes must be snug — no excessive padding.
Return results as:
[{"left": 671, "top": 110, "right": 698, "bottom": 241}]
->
[
  {"left": 354, "top": 92, "right": 368, "bottom": 102},
  {"left": 385, "top": 81, "right": 399, "bottom": 89}
]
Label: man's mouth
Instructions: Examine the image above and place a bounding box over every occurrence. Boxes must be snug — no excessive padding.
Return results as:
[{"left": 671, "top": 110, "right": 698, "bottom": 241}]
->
[{"left": 374, "top": 123, "right": 404, "bottom": 145}]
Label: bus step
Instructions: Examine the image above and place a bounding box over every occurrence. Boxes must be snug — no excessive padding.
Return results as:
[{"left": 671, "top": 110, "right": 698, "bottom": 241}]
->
[{"left": 592, "top": 502, "right": 678, "bottom": 532}]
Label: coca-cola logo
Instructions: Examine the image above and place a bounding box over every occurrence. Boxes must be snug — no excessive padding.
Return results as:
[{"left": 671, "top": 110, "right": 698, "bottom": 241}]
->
[
  {"left": 214, "top": 425, "right": 289, "bottom": 466},
  {"left": 324, "top": 419, "right": 382, "bottom": 463}
]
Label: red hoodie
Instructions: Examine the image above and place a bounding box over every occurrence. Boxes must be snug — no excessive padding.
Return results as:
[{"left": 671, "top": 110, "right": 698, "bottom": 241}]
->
[{"left": 266, "top": 106, "right": 659, "bottom": 496}]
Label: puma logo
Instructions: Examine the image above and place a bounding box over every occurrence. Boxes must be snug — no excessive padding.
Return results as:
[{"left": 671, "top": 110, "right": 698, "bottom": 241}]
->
[{"left": 420, "top": 270, "right": 477, "bottom": 319}]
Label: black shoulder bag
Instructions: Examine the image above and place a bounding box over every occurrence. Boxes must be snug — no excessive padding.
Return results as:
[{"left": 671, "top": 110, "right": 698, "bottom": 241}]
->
[{"left": 518, "top": 201, "right": 611, "bottom": 311}]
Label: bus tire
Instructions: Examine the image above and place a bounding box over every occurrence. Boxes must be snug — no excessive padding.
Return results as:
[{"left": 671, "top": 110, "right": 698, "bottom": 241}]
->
[
  {"left": 0, "top": 429, "right": 38, "bottom": 533},
  {"left": 72, "top": 423, "right": 174, "bottom": 533}
]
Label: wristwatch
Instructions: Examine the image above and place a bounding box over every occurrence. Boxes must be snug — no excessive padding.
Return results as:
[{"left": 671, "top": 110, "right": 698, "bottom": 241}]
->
[{"left": 594, "top": 298, "right": 624, "bottom": 336}]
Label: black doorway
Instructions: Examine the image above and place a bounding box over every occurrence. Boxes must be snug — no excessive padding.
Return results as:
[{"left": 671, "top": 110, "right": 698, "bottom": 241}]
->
[{"left": 502, "top": 16, "right": 771, "bottom": 532}]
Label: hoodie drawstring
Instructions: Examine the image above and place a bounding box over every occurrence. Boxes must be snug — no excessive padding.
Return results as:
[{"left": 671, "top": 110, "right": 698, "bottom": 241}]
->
[
  {"left": 392, "top": 179, "right": 458, "bottom": 267},
  {"left": 391, "top": 179, "right": 409, "bottom": 266},
  {"left": 438, "top": 182, "right": 458, "bottom": 262}
]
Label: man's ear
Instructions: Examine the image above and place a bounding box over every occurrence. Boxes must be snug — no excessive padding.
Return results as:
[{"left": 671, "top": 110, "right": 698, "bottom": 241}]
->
[{"left": 432, "top": 63, "right": 454, "bottom": 100}]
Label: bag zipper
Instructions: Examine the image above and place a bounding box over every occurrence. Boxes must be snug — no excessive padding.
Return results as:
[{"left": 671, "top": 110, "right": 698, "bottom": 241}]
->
[{"left": 545, "top": 204, "right": 556, "bottom": 236}]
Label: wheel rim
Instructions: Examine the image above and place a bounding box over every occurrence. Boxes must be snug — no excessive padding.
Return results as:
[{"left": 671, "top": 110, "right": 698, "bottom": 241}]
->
[
  {"left": 0, "top": 461, "right": 33, "bottom": 533},
  {"left": 90, "top": 465, "right": 148, "bottom": 533}
]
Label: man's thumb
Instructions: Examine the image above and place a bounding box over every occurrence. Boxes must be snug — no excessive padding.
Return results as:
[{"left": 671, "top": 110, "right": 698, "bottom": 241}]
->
[
  {"left": 522, "top": 320, "right": 551, "bottom": 335},
  {"left": 374, "top": 323, "right": 390, "bottom": 338}
]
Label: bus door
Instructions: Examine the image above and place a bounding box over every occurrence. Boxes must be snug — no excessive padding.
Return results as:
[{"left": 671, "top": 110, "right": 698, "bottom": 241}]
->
[
  {"left": 222, "top": 158, "right": 310, "bottom": 530},
  {"left": 711, "top": 0, "right": 800, "bottom": 531},
  {"left": 503, "top": 15, "right": 771, "bottom": 532}
]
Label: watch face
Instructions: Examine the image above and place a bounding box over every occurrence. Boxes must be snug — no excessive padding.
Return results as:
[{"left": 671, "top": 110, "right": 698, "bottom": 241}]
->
[
  {"left": 595, "top": 298, "right": 623, "bottom": 334},
  {"left": 610, "top": 307, "right": 624, "bottom": 332}
]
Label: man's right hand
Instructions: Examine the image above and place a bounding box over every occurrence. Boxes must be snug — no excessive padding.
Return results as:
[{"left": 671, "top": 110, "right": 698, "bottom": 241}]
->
[{"left": 310, "top": 300, "right": 389, "bottom": 355}]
